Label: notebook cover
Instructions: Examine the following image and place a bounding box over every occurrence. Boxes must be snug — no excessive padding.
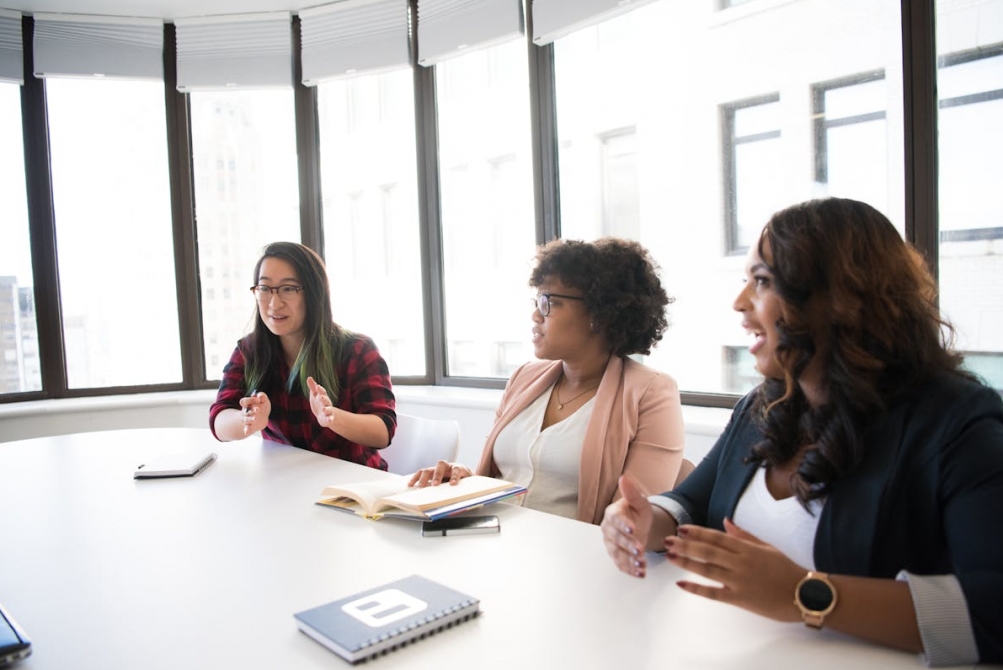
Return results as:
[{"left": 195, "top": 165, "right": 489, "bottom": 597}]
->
[{"left": 293, "top": 574, "right": 479, "bottom": 664}]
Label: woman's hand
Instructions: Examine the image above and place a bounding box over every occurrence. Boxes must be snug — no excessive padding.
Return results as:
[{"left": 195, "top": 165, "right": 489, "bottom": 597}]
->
[
  {"left": 408, "top": 461, "right": 474, "bottom": 487},
  {"left": 666, "top": 519, "right": 804, "bottom": 622},
  {"left": 601, "top": 475, "right": 656, "bottom": 578},
  {"left": 307, "top": 377, "right": 337, "bottom": 429},
  {"left": 239, "top": 391, "right": 271, "bottom": 436}
]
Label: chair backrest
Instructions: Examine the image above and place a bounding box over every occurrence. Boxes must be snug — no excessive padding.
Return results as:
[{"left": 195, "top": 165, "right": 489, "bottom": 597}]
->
[
  {"left": 674, "top": 458, "right": 696, "bottom": 488},
  {"left": 381, "top": 413, "right": 461, "bottom": 476}
]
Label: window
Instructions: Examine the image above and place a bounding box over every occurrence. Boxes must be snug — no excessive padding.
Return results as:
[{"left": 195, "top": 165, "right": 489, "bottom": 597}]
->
[
  {"left": 317, "top": 68, "right": 425, "bottom": 377},
  {"left": 46, "top": 78, "right": 181, "bottom": 388},
  {"left": 190, "top": 90, "right": 301, "bottom": 379},
  {"left": 936, "top": 35, "right": 1003, "bottom": 394},
  {"left": 724, "top": 96, "right": 783, "bottom": 254},
  {"left": 553, "top": 0, "right": 904, "bottom": 398},
  {"left": 812, "top": 72, "right": 895, "bottom": 229},
  {"left": 436, "top": 38, "right": 537, "bottom": 379},
  {"left": 0, "top": 83, "right": 40, "bottom": 395}
]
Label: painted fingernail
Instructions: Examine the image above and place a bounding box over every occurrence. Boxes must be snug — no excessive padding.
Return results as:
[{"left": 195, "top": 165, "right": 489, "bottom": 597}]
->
[{"left": 678, "top": 526, "right": 689, "bottom": 536}]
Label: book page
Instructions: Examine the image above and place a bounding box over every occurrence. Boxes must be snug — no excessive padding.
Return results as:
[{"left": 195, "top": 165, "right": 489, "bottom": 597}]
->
[
  {"left": 320, "top": 475, "right": 412, "bottom": 516},
  {"left": 376, "top": 476, "right": 516, "bottom": 514}
]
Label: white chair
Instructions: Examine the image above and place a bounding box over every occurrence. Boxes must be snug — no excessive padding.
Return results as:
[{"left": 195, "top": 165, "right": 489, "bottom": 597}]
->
[{"left": 382, "top": 413, "right": 461, "bottom": 476}]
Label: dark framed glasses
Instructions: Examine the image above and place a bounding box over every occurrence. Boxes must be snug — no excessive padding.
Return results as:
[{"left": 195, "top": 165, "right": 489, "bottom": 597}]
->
[
  {"left": 250, "top": 284, "right": 304, "bottom": 301},
  {"left": 534, "top": 292, "right": 585, "bottom": 317}
]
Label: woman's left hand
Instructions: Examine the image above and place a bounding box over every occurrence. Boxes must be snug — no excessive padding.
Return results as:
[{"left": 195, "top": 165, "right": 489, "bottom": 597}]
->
[
  {"left": 307, "top": 376, "right": 337, "bottom": 429},
  {"left": 665, "top": 519, "right": 804, "bottom": 623}
]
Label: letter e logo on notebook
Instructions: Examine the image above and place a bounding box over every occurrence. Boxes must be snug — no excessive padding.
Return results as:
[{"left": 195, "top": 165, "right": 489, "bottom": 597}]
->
[{"left": 341, "top": 589, "right": 427, "bottom": 627}]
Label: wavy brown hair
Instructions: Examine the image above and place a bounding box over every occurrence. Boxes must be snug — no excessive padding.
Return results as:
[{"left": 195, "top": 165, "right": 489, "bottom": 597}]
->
[
  {"left": 529, "top": 237, "right": 672, "bottom": 357},
  {"left": 748, "top": 198, "right": 973, "bottom": 504}
]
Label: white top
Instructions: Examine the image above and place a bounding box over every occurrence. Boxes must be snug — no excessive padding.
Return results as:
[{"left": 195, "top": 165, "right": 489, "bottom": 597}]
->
[
  {"left": 731, "top": 466, "right": 824, "bottom": 571},
  {"left": 491, "top": 384, "right": 593, "bottom": 521}
]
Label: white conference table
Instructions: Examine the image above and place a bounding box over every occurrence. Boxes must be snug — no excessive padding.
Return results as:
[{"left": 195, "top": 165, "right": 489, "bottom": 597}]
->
[{"left": 0, "top": 427, "right": 986, "bottom": 670}]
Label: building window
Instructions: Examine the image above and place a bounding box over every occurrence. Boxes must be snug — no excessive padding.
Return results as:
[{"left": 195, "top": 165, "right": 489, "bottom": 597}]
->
[
  {"left": 723, "top": 95, "right": 783, "bottom": 255},
  {"left": 812, "top": 71, "right": 892, "bottom": 224}
]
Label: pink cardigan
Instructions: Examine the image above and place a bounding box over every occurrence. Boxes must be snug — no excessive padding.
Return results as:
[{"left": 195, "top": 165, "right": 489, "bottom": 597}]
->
[{"left": 476, "top": 356, "right": 685, "bottom": 525}]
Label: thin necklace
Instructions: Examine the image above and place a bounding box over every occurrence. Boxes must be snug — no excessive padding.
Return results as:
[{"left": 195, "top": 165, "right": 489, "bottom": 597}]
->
[{"left": 554, "top": 375, "right": 599, "bottom": 411}]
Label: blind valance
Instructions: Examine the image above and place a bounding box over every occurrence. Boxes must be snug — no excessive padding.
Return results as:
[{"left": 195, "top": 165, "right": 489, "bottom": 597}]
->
[
  {"left": 300, "top": 0, "right": 410, "bottom": 85},
  {"left": 33, "top": 12, "right": 163, "bottom": 80},
  {"left": 417, "top": 0, "right": 523, "bottom": 67},
  {"left": 0, "top": 9, "right": 22, "bottom": 85},
  {"left": 175, "top": 12, "right": 291, "bottom": 91}
]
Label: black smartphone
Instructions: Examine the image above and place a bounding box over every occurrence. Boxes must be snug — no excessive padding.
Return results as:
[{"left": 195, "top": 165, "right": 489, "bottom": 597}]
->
[
  {"left": 0, "top": 602, "right": 31, "bottom": 667},
  {"left": 421, "top": 515, "right": 500, "bottom": 537}
]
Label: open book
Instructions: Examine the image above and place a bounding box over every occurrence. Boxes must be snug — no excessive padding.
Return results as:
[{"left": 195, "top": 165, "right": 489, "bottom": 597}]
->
[{"left": 316, "top": 474, "right": 526, "bottom": 521}]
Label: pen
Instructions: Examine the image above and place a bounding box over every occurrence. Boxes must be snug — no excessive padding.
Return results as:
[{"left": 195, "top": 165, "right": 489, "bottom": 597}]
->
[{"left": 244, "top": 388, "right": 258, "bottom": 414}]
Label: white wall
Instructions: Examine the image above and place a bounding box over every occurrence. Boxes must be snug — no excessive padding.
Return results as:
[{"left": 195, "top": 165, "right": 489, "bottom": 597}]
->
[{"left": 0, "top": 387, "right": 729, "bottom": 466}]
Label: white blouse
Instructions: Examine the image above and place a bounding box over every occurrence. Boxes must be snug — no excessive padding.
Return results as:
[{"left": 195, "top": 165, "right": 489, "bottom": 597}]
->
[
  {"left": 731, "top": 466, "right": 824, "bottom": 571},
  {"left": 491, "top": 383, "right": 594, "bottom": 521}
]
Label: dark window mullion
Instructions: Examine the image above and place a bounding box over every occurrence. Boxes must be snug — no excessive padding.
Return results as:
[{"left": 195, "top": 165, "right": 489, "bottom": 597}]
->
[
  {"left": 901, "top": 0, "right": 939, "bottom": 279},
  {"left": 292, "top": 16, "right": 324, "bottom": 256},
  {"left": 20, "top": 16, "right": 67, "bottom": 400},
  {"left": 526, "top": 7, "right": 560, "bottom": 244},
  {"left": 163, "top": 23, "right": 208, "bottom": 389},
  {"left": 411, "top": 0, "right": 445, "bottom": 385}
]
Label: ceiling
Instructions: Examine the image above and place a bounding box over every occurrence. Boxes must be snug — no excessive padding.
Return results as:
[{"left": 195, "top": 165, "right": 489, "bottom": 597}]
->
[{"left": 4, "top": 0, "right": 323, "bottom": 20}]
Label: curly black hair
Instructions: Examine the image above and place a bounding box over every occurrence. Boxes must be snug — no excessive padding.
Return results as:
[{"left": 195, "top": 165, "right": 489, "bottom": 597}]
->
[{"left": 529, "top": 237, "right": 673, "bottom": 357}]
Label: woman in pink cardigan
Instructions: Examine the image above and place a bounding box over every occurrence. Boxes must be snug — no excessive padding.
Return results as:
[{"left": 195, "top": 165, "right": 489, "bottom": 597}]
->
[{"left": 410, "top": 238, "right": 685, "bottom": 525}]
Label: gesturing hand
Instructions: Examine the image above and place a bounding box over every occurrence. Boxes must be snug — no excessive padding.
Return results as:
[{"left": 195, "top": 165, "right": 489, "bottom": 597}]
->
[
  {"left": 239, "top": 391, "right": 271, "bottom": 436},
  {"left": 601, "top": 475, "right": 654, "bottom": 578},
  {"left": 307, "top": 376, "right": 337, "bottom": 429},
  {"left": 666, "top": 519, "right": 804, "bottom": 622}
]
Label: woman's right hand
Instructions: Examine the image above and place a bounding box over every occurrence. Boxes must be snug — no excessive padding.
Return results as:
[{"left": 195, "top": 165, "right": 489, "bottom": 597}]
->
[
  {"left": 239, "top": 392, "right": 271, "bottom": 436},
  {"left": 408, "top": 461, "right": 474, "bottom": 487},
  {"left": 601, "top": 475, "right": 655, "bottom": 578}
]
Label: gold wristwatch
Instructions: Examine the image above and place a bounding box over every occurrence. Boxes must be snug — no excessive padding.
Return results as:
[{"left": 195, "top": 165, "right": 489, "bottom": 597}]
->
[{"left": 794, "top": 571, "right": 838, "bottom": 629}]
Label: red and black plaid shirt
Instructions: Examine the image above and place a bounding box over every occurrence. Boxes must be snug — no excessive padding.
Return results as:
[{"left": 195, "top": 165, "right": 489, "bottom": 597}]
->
[{"left": 210, "top": 334, "right": 396, "bottom": 470}]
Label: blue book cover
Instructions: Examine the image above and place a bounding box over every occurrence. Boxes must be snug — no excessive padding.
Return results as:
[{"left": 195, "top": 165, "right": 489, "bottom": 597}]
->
[{"left": 293, "top": 575, "right": 480, "bottom": 664}]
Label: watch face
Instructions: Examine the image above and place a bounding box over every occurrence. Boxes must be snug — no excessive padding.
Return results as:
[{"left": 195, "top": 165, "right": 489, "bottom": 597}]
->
[{"left": 798, "top": 578, "right": 834, "bottom": 612}]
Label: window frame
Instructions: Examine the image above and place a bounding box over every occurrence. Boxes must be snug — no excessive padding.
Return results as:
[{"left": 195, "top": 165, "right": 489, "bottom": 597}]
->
[{"left": 0, "top": 1, "right": 959, "bottom": 408}]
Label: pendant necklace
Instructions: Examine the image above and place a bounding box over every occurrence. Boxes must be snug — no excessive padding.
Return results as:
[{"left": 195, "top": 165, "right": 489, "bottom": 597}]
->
[{"left": 555, "top": 375, "right": 599, "bottom": 411}]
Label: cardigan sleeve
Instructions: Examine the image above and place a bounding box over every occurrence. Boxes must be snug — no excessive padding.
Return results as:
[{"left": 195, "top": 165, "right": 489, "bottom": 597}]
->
[{"left": 616, "top": 371, "right": 685, "bottom": 503}]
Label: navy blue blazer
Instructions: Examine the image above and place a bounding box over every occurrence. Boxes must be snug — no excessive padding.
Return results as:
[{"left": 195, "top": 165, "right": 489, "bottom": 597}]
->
[{"left": 663, "top": 373, "right": 1003, "bottom": 663}]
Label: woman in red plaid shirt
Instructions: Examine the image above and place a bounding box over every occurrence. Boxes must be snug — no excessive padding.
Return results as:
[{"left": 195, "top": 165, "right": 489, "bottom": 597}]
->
[{"left": 210, "top": 242, "right": 396, "bottom": 470}]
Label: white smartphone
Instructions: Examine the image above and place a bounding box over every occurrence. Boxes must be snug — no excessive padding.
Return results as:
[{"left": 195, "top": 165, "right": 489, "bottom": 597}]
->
[{"left": 421, "top": 515, "right": 500, "bottom": 537}]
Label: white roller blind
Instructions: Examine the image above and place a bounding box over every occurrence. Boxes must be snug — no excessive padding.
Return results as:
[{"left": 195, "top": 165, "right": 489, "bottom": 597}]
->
[
  {"left": 33, "top": 13, "right": 163, "bottom": 80},
  {"left": 417, "top": 0, "right": 523, "bottom": 67},
  {"left": 532, "top": 0, "right": 659, "bottom": 45},
  {"left": 300, "top": 0, "right": 409, "bottom": 85},
  {"left": 175, "top": 12, "right": 291, "bottom": 91},
  {"left": 0, "top": 9, "right": 22, "bottom": 85}
]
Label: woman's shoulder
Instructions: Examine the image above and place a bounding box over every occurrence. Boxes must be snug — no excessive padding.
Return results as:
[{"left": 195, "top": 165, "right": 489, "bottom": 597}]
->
[{"left": 620, "top": 357, "right": 679, "bottom": 392}]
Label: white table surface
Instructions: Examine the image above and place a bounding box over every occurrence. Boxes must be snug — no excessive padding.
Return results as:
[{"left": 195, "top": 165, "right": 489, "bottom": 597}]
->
[{"left": 0, "top": 428, "right": 983, "bottom": 670}]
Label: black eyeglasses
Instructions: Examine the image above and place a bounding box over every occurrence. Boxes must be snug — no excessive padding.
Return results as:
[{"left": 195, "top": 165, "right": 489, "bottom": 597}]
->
[
  {"left": 534, "top": 292, "right": 585, "bottom": 317},
  {"left": 250, "top": 284, "right": 304, "bottom": 301}
]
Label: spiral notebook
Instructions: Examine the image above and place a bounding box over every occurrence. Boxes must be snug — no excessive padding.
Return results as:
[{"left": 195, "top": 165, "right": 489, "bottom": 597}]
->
[{"left": 293, "top": 574, "right": 479, "bottom": 664}]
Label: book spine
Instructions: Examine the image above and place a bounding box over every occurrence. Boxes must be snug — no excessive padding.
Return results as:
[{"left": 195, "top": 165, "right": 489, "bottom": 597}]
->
[{"left": 356, "top": 598, "right": 480, "bottom": 662}]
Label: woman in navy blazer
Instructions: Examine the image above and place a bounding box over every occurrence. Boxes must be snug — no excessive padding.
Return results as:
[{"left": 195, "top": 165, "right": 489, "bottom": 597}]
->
[{"left": 601, "top": 198, "right": 1003, "bottom": 665}]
